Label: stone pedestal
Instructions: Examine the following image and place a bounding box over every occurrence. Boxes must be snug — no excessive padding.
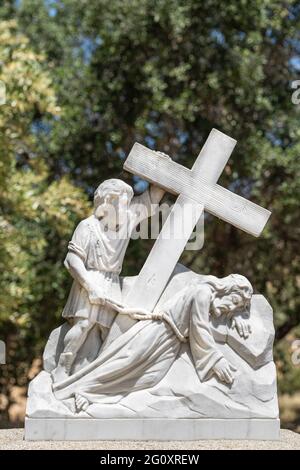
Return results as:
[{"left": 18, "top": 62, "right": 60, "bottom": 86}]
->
[{"left": 25, "top": 417, "right": 280, "bottom": 441}]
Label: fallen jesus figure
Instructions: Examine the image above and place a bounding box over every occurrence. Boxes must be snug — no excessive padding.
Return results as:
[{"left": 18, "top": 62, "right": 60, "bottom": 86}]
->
[{"left": 52, "top": 273, "right": 253, "bottom": 413}]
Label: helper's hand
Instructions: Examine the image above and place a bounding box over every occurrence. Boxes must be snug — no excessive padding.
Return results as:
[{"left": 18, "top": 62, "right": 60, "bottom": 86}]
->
[
  {"left": 88, "top": 285, "right": 106, "bottom": 305},
  {"left": 104, "top": 298, "right": 127, "bottom": 313},
  {"left": 105, "top": 299, "right": 152, "bottom": 318},
  {"left": 231, "top": 316, "right": 252, "bottom": 339},
  {"left": 213, "top": 358, "right": 237, "bottom": 384}
]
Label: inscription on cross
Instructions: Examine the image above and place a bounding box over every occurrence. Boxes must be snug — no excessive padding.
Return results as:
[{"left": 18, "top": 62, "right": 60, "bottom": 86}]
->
[{"left": 103, "top": 128, "right": 271, "bottom": 347}]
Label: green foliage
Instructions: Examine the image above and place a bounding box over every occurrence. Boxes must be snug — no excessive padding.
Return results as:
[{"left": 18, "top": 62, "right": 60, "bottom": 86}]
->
[
  {"left": 276, "top": 325, "right": 300, "bottom": 397},
  {"left": 0, "top": 17, "right": 89, "bottom": 418}
]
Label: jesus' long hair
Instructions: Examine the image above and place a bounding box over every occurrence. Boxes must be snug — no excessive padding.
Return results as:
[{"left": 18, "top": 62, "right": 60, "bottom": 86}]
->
[{"left": 199, "top": 274, "right": 253, "bottom": 311}]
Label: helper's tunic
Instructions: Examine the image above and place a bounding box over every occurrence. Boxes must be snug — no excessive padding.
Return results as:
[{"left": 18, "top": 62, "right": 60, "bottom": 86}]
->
[{"left": 62, "top": 190, "right": 154, "bottom": 329}]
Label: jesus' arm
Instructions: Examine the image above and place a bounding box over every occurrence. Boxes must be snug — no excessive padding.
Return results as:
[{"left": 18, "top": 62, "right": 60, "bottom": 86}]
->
[{"left": 188, "top": 285, "right": 236, "bottom": 383}]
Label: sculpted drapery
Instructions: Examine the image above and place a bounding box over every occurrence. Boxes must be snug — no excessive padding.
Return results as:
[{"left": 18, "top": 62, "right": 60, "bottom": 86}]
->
[{"left": 53, "top": 276, "right": 252, "bottom": 410}]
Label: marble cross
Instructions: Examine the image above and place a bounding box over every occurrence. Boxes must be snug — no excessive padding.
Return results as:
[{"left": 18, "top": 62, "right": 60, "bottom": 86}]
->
[{"left": 103, "top": 128, "right": 271, "bottom": 346}]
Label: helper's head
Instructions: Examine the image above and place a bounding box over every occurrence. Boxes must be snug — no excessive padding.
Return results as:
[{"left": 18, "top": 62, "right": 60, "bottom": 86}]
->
[
  {"left": 205, "top": 274, "right": 253, "bottom": 318},
  {"left": 94, "top": 179, "right": 134, "bottom": 228}
]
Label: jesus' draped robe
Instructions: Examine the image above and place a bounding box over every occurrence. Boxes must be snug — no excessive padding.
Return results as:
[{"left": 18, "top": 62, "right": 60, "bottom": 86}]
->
[{"left": 53, "top": 283, "right": 224, "bottom": 402}]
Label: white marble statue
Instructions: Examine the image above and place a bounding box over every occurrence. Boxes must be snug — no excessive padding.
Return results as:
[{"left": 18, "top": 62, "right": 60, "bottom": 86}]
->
[
  {"left": 25, "top": 129, "right": 279, "bottom": 441},
  {"left": 52, "top": 178, "right": 164, "bottom": 382},
  {"left": 53, "top": 274, "right": 253, "bottom": 412}
]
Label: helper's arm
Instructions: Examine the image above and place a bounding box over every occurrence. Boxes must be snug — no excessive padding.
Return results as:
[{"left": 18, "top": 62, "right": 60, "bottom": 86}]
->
[
  {"left": 64, "top": 252, "right": 91, "bottom": 289},
  {"left": 149, "top": 184, "right": 165, "bottom": 205},
  {"left": 130, "top": 184, "right": 164, "bottom": 227},
  {"left": 64, "top": 253, "right": 104, "bottom": 304}
]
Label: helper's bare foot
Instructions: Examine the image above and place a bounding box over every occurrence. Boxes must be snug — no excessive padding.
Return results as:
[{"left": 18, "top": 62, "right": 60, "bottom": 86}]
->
[{"left": 75, "top": 393, "right": 89, "bottom": 412}]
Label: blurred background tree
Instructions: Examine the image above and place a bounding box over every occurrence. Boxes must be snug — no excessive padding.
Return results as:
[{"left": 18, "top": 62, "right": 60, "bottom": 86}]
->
[
  {"left": 0, "top": 0, "right": 299, "bottom": 429},
  {"left": 0, "top": 12, "right": 89, "bottom": 424}
]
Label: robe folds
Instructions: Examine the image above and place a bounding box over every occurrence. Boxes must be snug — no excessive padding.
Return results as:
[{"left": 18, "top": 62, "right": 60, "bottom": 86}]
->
[{"left": 53, "top": 284, "right": 224, "bottom": 402}]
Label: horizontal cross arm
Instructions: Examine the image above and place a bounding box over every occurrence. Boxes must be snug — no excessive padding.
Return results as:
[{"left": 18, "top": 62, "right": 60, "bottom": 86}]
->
[
  {"left": 124, "top": 143, "right": 271, "bottom": 237},
  {"left": 204, "top": 184, "right": 271, "bottom": 237}
]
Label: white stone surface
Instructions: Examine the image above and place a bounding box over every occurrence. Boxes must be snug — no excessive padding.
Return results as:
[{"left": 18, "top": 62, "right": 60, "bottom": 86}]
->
[
  {"left": 25, "top": 129, "right": 277, "bottom": 441},
  {"left": 105, "top": 197, "right": 204, "bottom": 344},
  {"left": 26, "top": 266, "right": 279, "bottom": 428},
  {"left": 25, "top": 417, "right": 280, "bottom": 441},
  {"left": 107, "top": 129, "right": 271, "bottom": 344},
  {"left": 124, "top": 132, "right": 271, "bottom": 237},
  {"left": 49, "top": 179, "right": 163, "bottom": 381}
]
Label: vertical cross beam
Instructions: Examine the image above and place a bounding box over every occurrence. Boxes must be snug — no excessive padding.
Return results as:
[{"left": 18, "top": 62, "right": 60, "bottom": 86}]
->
[{"left": 104, "top": 129, "right": 270, "bottom": 347}]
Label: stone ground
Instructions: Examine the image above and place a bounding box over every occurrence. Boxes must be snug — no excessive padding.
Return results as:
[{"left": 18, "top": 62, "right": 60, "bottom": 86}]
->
[{"left": 0, "top": 429, "right": 299, "bottom": 450}]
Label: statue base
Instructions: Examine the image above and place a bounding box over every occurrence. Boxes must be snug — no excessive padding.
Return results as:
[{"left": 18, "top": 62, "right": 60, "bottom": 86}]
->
[
  {"left": 25, "top": 267, "right": 280, "bottom": 441},
  {"left": 25, "top": 417, "right": 280, "bottom": 441}
]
